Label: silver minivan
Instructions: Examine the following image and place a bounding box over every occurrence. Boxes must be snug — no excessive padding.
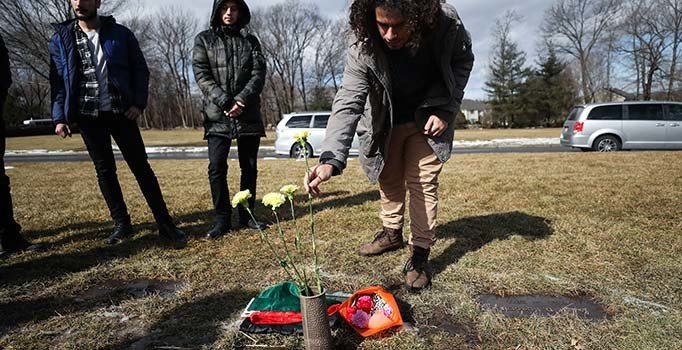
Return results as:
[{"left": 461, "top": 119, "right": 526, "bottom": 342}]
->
[
  {"left": 560, "top": 101, "right": 682, "bottom": 151},
  {"left": 274, "top": 112, "right": 359, "bottom": 158}
]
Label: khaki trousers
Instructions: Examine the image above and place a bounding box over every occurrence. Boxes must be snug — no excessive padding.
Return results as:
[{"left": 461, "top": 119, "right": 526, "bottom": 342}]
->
[{"left": 379, "top": 123, "right": 443, "bottom": 249}]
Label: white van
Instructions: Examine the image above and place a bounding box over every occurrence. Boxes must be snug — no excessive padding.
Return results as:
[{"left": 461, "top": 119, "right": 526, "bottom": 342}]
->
[{"left": 274, "top": 112, "right": 359, "bottom": 158}]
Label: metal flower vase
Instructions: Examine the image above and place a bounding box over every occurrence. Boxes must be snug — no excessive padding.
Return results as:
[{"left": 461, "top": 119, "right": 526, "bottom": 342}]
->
[{"left": 299, "top": 290, "right": 332, "bottom": 350}]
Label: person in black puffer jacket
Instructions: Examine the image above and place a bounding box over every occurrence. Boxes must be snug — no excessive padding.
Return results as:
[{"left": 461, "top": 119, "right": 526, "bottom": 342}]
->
[{"left": 193, "top": 0, "right": 267, "bottom": 238}]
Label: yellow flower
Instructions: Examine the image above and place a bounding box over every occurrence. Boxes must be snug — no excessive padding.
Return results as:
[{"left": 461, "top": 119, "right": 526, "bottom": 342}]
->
[
  {"left": 231, "top": 190, "right": 252, "bottom": 208},
  {"left": 279, "top": 184, "right": 299, "bottom": 199},
  {"left": 262, "top": 192, "right": 286, "bottom": 210},
  {"left": 293, "top": 130, "right": 310, "bottom": 144}
]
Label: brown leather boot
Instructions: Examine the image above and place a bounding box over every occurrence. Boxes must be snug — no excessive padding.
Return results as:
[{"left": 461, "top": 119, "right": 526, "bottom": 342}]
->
[
  {"left": 358, "top": 227, "right": 405, "bottom": 256},
  {"left": 404, "top": 245, "right": 431, "bottom": 292}
]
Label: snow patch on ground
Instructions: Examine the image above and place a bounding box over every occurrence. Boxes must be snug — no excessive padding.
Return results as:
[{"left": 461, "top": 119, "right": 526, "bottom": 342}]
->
[
  {"left": 4, "top": 166, "right": 14, "bottom": 170},
  {"left": 122, "top": 146, "right": 208, "bottom": 154},
  {"left": 6, "top": 139, "right": 558, "bottom": 156},
  {"left": 623, "top": 296, "right": 678, "bottom": 314},
  {"left": 5, "top": 149, "right": 89, "bottom": 156},
  {"left": 453, "top": 138, "right": 559, "bottom": 148},
  {"left": 112, "top": 145, "right": 276, "bottom": 153}
]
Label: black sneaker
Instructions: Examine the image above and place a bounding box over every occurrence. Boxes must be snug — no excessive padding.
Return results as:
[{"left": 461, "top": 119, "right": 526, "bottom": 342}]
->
[
  {"left": 0, "top": 240, "right": 45, "bottom": 259},
  {"left": 158, "top": 223, "right": 187, "bottom": 248},
  {"left": 206, "top": 223, "right": 232, "bottom": 240},
  {"left": 239, "top": 219, "right": 267, "bottom": 230},
  {"left": 106, "top": 223, "right": 134, "bottom": 245}
]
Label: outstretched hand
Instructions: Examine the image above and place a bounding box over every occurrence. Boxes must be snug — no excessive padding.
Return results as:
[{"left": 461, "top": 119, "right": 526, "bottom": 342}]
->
[{"left": 304, "top": 164, "right": 334, "bottom": 196}]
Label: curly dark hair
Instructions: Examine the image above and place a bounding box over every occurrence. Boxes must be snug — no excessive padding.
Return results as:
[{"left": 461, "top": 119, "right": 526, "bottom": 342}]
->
[{"left": 349, "top": 0, "right": 443, "bottom": 53}]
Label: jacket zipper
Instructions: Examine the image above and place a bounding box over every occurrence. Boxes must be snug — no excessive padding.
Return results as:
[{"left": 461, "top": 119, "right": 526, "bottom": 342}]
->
[{"left": 366, "top": 61, "right": 392, "bottom": 179}]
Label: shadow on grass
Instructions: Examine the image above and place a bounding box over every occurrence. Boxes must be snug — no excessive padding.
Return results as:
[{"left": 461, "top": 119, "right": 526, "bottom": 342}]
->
[
  {"left": 0, "top": 295, "right": 95, "bottom": 335},
  {"left": 0, "top": 278, "right": 184, "bottom": 336},
  {"left": 105, "top": 288, "right": 256, "bottom": 350},
  {"left": 0, "top": 234, "right": 163, "bottom": 286},
  {"left": 22, "top": 219, "right": 117, "bottom": 242},
  {"left": 1, "top": 190, "right": 380, "bottom": 286},
  {"left": 168, "top": 189, "right": 379, "bottom": 239},
  {"left": 431, "top": 211, "right": 553, "bottom": 276},
  {"left": 19, "top": 188, "right": 379, "bottom": 243},
  {"left": 0, "top": 286, "right": 255, "bottom": 348},
  {"left": 29, "top": 222, "right": 160, "bottom": 250}
]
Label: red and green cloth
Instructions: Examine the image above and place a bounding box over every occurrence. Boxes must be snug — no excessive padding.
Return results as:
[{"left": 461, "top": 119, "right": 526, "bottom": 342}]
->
[{"left": 242, "top": 281, "right": 344, "bottom": 329}]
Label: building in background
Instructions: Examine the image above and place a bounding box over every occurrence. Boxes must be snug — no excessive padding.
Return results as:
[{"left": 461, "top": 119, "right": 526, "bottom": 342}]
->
[{"left": 461, "top": 99, "right": 489, "bottom": 124}]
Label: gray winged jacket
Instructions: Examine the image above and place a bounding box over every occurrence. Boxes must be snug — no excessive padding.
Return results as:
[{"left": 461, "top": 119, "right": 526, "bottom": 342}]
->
[{"left": 320, "top": 7, "right": 474, "bottom": 184}]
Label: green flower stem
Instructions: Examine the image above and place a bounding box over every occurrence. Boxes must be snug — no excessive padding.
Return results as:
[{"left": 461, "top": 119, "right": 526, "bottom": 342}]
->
[
  {"left": 303, "top": 145, "right": 323, "bottom": 294},
  {"left": 245, "top": 207, "right": 296, "bottom": 284},
  {"left": 289, "top": 199, "right": 309, "bottom": 287},
  {"left": 273, "top": 211, "right": 308, "bottom": 290}
]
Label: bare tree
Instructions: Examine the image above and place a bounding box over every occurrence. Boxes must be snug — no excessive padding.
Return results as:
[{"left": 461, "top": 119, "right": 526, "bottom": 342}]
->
[
  {"left": 662, "top": 0, "right": 682, "bottom": 98},
  {"left": 545, "top": 0, "right": 622, "bottom": 103},
  {"left": 620, "top": 0, "right": 671, "bottom": 100},
  {"left": 251, "top": 8, "right": 291, "bottom": 116},
  {"left": 308, "top": 17, "right": 348, "bottom": 110},
  {"left": 4, "top": 69, "right": 51, "bottom": 125},
  {"left": 251, "top": 0, "right": 323, "bottom": 115},
  {"left": 126, "top": 15, "right": 159, "bottom": 129},
  {"left": 313, "top": 18, "right": 347, "bottom": 94},
  {"left": 147, "top": 7, "right": 199, "bottom": 128},
  {"left": 0, "top": 0, "right": 128, "bottom": 79},
  {"left": 0, "top": 0, "right": 129, "bottom": 124},
  {"left": 602, "top": 29, "right": 619, "bottom": 101}
]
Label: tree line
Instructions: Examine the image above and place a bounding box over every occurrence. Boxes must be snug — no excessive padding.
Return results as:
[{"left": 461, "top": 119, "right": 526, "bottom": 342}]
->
[
  {"left": 485, "top": 0, "right": 682, "bottom": 128},
  {"left": 2, "top": 0, "right": 681, "bottom": 130},
  {"left": 0, "top": 0, "right": 345, "bottom": 129}
]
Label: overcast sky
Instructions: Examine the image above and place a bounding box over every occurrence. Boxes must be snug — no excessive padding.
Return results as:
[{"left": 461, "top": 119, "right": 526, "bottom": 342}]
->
[{"left": 140, "top": 0, "right": 554, "bottom": 100}]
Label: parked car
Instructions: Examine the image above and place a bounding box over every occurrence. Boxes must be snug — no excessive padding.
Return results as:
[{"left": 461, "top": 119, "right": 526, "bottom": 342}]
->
[
  {"left": 6, "top": 118, "right": 66, "bottom": 137},
  {"left": 560, "top": 101, "right": 682, "bottom": 152},
  {"left": 275, "top": 112, "right": 359, "bottom": 158},
  {"left": 22, "top": 118, "right": 54, "bottom": 128}
]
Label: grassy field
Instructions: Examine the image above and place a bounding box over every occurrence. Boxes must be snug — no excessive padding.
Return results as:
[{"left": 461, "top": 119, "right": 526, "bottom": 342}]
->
[
  {"left": 454, "top": 127, "right": 561, "bottom": 141},
  {"left": 1, "top": 151, "right": 680, "bottom": 349},
  {"left": 5, "top": 129, "right": 276, "bottom": 152},
  {"left": 5, "top": 128, "right": 561, "bottom": 151}
]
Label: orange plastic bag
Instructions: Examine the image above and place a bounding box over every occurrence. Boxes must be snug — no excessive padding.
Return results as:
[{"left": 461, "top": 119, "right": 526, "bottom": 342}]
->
[{"left": 338, "top": 286, "right": 403, "bottom": 337}]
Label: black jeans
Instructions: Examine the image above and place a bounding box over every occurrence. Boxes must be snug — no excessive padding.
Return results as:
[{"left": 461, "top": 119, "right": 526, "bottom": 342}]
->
[
  {"left": 0, "top": 92, "right": 24, "bottom": 248},
  {"left": 207, "top": 135, "right": 260, "bottom": 225},
  {"left": 79, "top": 113, "right": 172, "bottom": 227}
]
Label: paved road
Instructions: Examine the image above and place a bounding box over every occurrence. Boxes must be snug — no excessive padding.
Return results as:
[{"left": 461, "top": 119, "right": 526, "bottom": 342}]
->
[{"left": 5, "top": 145, "right": 577, "bottom": 163}]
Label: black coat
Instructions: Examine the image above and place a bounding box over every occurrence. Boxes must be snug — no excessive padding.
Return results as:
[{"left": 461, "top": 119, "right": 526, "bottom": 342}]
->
[
  {"left": 192, "top": 0, "right": 266, "bottom": 139},
  {"left": 0, "top": 34, "right": 10, "bottom": 96}
]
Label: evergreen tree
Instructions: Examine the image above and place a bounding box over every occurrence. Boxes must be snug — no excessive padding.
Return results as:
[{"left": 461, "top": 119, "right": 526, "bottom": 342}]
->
[
  {"left": 308, "top": 86, "right": 333, "bottom": 111},
  {"left": 520, "top": 42, "right": 578, "bottom": 127},
  {"left": 484, "top": 12, "right": 530, "bottom": 128}
]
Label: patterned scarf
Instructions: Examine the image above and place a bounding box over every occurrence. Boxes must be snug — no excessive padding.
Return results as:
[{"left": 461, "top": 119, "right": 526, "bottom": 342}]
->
[{"left": 73, "top": 21, "right": 122, "bottom": 117}]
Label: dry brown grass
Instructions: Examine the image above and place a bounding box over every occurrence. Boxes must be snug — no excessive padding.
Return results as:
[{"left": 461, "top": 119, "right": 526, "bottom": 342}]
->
[
  {"left": 5, "top": 129, "right": 276, "bottom": 151},
  {"left": 1, "top": 151, "right": 680, "bottom": 349},
  {"left": 455, "top": 127, "right": 561, "bottom": 141},
  {"left": 5, "top": 128, "right": 558, "bottom": 152}
]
